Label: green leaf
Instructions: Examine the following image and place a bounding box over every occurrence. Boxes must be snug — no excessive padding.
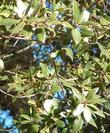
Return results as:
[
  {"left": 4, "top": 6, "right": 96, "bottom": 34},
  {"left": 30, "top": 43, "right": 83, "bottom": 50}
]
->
[
  {"left": 0, "top": 76, "right": 8, "bottom": 81},
  {"left": 84, "top": 52, "right": 90, "bottom": 61},
  {"left": 35, "top": 27, "right": 46, "bottom": 43},
  {"left": 49, "top": 20, "right": 61, "bottom": 25},
  {"left": 15, "top": 84, "right": 24, "bottom": 92},
  {"left": 31, "top": 124, "right": 39, "bottom": 133},
  {"left": 62, "top": 128, "right": 68, "bottom": 133},
  {"left": 43, "top": 99, "right": 58, "bottom": 113},
  {"left": 49, "top": 83, "right": 60, "bottom": 94},
  {"left": 0, "top": 9, "right": 11, "bottom": 17},
  {"left": 62, "top": 21, "right": 73, "bottom": 29},
  {"left": 72, "top": 88, "right": 84, "bottom": 100},
  {"left": 56, "top": 120, "right": 65, "bottom": 128},
  {"left": 98, "top": 44, "right": 109, "bottom": 59},
  {"left": 94, "top": 110, "right": 105, "bottom": 118},
  {"left": 73, "top": 104, "right": 84, "bottom": 117},
  {"left": 50, "top": 51, "right": 59, "bottom": 58},
  {"left": 106, "top": 64, "right": 110, "bottom": 72},
  {"left": 63, "top": 48, "right": 73, "bottom": 61},
  {"left": 83, "top": 21, "right": 101, "bottom": 28},
  {"left": 21, "top": 114, "right": 31, "bottom": 120},
  {"left": 73, "top": 0, "right": 80, "bottom": 22},
  {"left": 72, "top": 116, "right": 83, "bottom": 132},
  {"left": 12, "top": 21, "right": 26, "bottom": 34},
  {"left": 88, "top": 97, "right": 106, "bottom": 104},
  {"left": 28, "top": 100, "right": 36, "bottom": 106},
  {"left": 71, "top": 28, "right": 81, "bottom": 44},
  {"left": 3, "top": 18, "right": 20, "bottom": 27},
  {"left": 100, "top": 17, "right": 110, "bottom": 26},
  {"left": 82, "top": 69, "right": 92, "bottom": 79},
  {"left": 21, "top": 120, "right": 31, "bottom": 125},
  {"left": 89, "top": 118, "right": 97, "bottom": 128},
  {"left": 40, "top": 63, "right": 49, "bottom": 77},
  {"left": 83, "top": 107, "right": 92, "bottom": 122},
  {"left": 32, "top": 0, "right": 39, "bottom": 8},
  {"left": 81, "top": 28, "right": 94, "bottom": 37},
  {"left": 86, "top": 89, "right": 98, "bottom": 100}
]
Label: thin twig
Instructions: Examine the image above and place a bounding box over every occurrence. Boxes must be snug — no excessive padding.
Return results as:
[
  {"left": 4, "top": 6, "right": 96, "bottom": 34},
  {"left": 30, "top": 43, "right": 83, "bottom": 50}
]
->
[
  {"left": 0, "top": 35, "right": 29, "bottom": 40},
  {"left": 14, "top": 39, "right": 19, "bottom": 46},
  {"left": 2, "top": 43, "right": 35, "bottom": 59},
  {"left": 0, "top": 88, "right": 46, "bottom": 99}
]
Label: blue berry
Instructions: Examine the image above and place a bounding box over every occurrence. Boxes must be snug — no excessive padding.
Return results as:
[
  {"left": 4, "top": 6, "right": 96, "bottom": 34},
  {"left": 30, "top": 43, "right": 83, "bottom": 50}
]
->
[
  {"left": 73, "top": 58, "right": 81, "bottom": 66},
  {"left": 57, "top": 13, "right": 63, "bottom": 20},
  {"left": 76, "top": 26, "right": 81, "bottom": 32},
  {"left": 3, "top": 116, "right": 13, "bottom": 129},
  {"left": 55, "top": 56, "right": 63, "bottom": 64},
  {"left": 73, "top": 49, "right": 77, "bottom": 55},
  {"left": 54, "top": 90, "right": 66, "bottom": 100},
  {"left": 46, "top": 2, "right": 52, "bottom": 9},
  {"left": 8, "top": 126, "right": 19, "bottom": 133},
  {"left": 31, "top": 35, "right": 37, "bottom": 41},
  {"left": 92, "top": 48, "right": 99, "bottom": 55},
  {"left": 32, "top": 43, "right": 40, "bottom": 49},
  {"left": 64, "top": 118, "right": 69, "bottom": 125},
  {"left": 0, "top": 110, "right": 10, "bottom": 120}
]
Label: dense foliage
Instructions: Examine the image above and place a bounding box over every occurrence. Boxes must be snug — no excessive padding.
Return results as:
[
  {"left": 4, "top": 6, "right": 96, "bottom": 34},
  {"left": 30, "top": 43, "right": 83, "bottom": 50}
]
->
[{"left": 0, "top": 0, "right": 110, "bottom": 132}]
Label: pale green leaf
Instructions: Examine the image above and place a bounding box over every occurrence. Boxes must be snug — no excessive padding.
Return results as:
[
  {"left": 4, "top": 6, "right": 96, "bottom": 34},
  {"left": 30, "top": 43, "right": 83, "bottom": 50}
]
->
[
  {"left": 72, "top": 116, "right": 83, "bottom": 132},
  {"left": 100, "top": 17, "right": 110, "bottom": 26},
  {"left": 40, "top": 63, "right": 49, "bottom": 77},
  {"left": 62, "top": 21, "right": 73, "bottom": 29},
  {"left": 12, "top": 21, "right": 25, "bottom": 33},
  {"left": 71, "top": 28, "right": 81, "bottom": 44},
  {"left": 83, "top": 107, "right": 92, "bottom": 122},
  {"left": 73, "top": 0, "right": 80, "bottom": 22},
  {"left": 89, "top": 118, "right": 97, "bottom": 128},
  {"left": 73, "top": 104, "right": 84, "bottom": 117},
  {"left": 35, "top": 27, "right": 46, "bottom": 43}
]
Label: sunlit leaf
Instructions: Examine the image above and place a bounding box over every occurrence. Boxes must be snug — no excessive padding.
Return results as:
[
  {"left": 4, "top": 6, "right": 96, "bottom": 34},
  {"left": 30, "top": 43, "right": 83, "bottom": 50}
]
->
[
  {"left": 63, "top": 48, "right": 73, "bottom": 60},
  {"left": 12, "top": 21, "right": 26, "bottom": 33},
  {"left": 73, "top": 104, "right": 84, "bottom": 117},
  {"left": 71, "top": 28, "right": 81, "bottom": 44},
  {"left": 83, "top": 107, "right": 92, "bottom": 122}
]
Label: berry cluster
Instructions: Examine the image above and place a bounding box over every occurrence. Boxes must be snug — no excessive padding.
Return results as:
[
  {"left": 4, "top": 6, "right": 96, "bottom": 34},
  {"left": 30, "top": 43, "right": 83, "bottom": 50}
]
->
[
  {"left": 0, "top": 109, "right": 19, "bottom": 133},
  {"left": 54, "top": 90, "right": 66, "bottom": 100},
  {"left": 32, "top": 43, "right": 52, "bottom": 63}
]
